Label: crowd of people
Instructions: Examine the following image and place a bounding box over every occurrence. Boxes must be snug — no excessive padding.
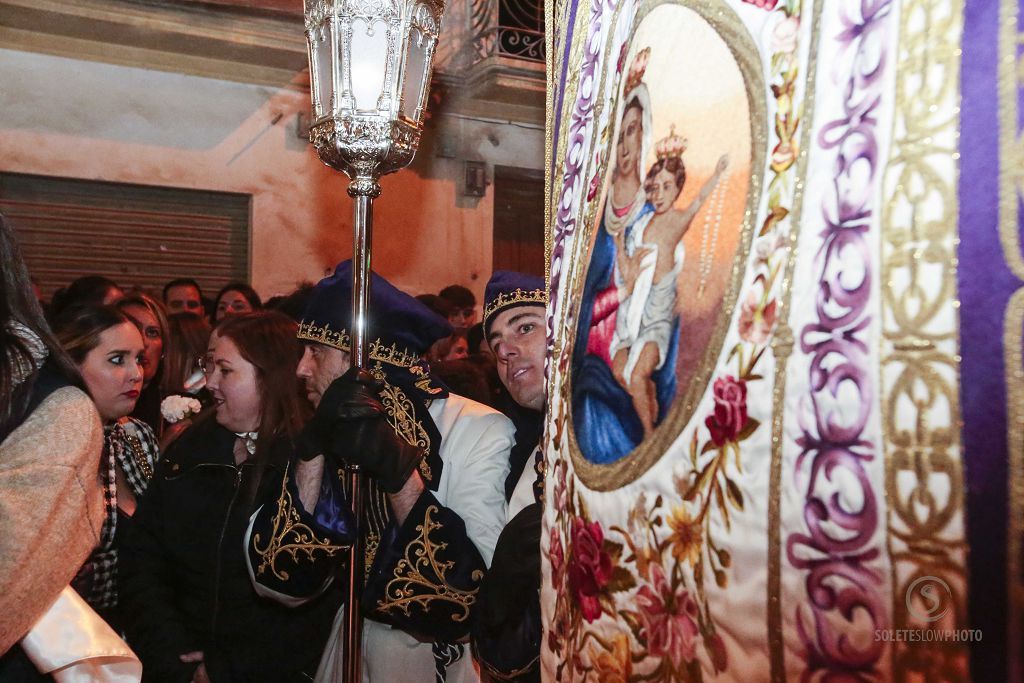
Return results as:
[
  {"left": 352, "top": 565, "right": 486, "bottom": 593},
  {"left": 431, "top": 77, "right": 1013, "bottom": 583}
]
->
[{"left": 0, "top": 212, "right": 548, "bottom": 683}]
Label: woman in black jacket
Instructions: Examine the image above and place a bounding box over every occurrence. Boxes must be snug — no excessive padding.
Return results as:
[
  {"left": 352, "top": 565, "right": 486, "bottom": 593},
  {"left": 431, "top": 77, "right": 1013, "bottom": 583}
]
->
[{"left": 120, "top": 311, "right": 343, "bottom": 682}]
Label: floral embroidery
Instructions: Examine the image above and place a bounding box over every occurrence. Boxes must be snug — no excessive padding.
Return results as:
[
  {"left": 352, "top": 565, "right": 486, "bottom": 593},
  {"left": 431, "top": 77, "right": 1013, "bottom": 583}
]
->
[
  {"left": 704, "top": 376, "right": 751, "bottom": 447},
  {"left": 548, "top": 2, "right": 804, "bottom": 678},
  {"left": 635, "top": 564, "right": 700, "bottom": 670},
  {"left": 590, "top": 633, "right": 632, "bottom": 683},
  {"left": 567, "top": 518, "right": 614, "bottom": 622},
  {"left": 666, "top": 506, "right": 702, "bottom": 567}
]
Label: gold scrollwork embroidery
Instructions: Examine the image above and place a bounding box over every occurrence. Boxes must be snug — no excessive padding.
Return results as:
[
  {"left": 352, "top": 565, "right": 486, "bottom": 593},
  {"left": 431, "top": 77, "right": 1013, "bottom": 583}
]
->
[
  {"left": 1001, "top": 2, "right": 1024, "bottom": 677},
  {"left": 379, "top": 382, "right": 433, "bottom": 481},
  {"left": 880, "top": 0, "right": 969, "bottom": 678},
  {"left": 376, "top": 505, "right": 482, "bottom": 621},
  {"left": 252, "top": 470, "right": 346, "bottom": 581},
  {"left": 410, "top": 363, "right": 445, "bottom": 395}
]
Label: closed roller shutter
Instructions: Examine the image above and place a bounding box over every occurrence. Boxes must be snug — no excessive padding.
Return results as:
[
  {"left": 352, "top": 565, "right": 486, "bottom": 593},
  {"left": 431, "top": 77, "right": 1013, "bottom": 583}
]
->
[{"left": 0, "top": 172, "right": 251, "bottom": 300}]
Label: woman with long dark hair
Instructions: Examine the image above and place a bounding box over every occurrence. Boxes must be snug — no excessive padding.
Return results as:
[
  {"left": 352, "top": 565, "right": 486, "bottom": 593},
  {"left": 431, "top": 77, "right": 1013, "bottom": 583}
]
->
[
  {"left": 52, "top": 305, "right": 159, "bottom": 634},
  {"left": 0, "top": 216, "right": 105, "bottom": 669},
  {"left": 121, "top": 311, "right": 340, "bottom": 682},
  {"left": 160, "top": 312, "right": 211, "bottom": 398}
]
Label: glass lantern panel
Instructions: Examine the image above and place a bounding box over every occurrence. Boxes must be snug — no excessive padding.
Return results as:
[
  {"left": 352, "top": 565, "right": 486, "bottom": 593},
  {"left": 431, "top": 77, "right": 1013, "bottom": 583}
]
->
[
  {"left": 312, "top": 24, "right": 337, "bottom": 116},
  {"left": 349, "top": 18, "right": 390, "bottom": 112},
  {"left": 400, "top": 27, "right": 429, "bottom": 121}
]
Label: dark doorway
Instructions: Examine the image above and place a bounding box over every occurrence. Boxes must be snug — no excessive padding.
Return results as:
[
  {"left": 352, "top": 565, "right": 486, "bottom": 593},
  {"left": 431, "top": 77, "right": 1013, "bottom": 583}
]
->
[{"left": 492, "top": 165, "right": 544, "bottom": 276}]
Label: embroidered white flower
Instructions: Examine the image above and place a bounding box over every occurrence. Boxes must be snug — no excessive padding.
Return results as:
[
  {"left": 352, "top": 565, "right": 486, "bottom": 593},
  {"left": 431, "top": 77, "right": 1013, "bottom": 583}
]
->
[
  {"left": 771, "top": 14, "right": 800, "bottom": 54},
  {"left": 160, "top": 395, "right": 202, "bottom": 424}
]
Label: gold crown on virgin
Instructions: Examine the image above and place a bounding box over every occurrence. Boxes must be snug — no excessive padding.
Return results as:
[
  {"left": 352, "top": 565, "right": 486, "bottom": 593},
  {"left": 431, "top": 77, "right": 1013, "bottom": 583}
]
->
[
  {"left": 624, "top": 47, "right": 651, "bottom": 95},
  {"left": 655, "top": 124, "right": 688, "bottom": 160}
]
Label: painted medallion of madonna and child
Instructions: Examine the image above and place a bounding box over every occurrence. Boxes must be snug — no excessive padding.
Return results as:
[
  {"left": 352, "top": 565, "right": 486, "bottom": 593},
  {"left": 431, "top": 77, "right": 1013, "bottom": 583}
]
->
[{"left": 568, "top": 1, "right": 765, "bottom": 488}]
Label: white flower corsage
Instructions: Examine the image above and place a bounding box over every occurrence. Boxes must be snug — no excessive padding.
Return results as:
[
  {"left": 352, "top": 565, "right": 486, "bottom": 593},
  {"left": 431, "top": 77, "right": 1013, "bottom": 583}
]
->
[{"left": 160, "top": 395, "right": 203, "bottom": 424}]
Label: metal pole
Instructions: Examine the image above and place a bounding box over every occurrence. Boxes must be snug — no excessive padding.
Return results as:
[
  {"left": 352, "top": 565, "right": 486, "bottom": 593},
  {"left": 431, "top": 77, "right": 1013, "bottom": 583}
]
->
[{"left": 344, "top": 191, "right": 373, "bottom": 683}]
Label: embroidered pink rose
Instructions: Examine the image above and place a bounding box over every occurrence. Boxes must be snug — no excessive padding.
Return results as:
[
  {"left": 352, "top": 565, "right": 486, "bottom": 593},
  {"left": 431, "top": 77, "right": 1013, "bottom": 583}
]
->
[
  {"left": 742, "top": 0, "right": 780, "bottom": 9},
  {"left": 567, "top": 518, "right": 612, "bottom": 622},
  {"left": 771, "top": 14, "right": 800, "bottom": 54},
  {"left": 635, "top": 564, "right": 700, "bottom": 668},
  {"left": 705, "top": 376, "right": 749, "bottom": 447},
  {"left": 738, "top": 291, "right": 778, "bottom": 345}
]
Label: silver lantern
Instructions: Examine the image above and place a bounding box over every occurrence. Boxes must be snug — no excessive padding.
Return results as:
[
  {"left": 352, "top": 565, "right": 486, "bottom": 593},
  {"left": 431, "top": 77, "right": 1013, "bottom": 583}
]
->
[
  {"left": 305, "top": 0, "right": 443, "bottom": 198},
  {"left": 302, "top": 1, "right": 445, "bottom": 681}
]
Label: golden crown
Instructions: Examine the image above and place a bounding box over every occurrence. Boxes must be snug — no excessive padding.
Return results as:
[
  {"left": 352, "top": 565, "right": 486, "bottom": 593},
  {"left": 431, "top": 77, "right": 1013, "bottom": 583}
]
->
[
  {"left": 482, "top": 287, "right": 548, "bottom": 328},
  {"left": 296, "top": 320, "right": 421, "bottom": 368},
  {"left": 655, "top": 124, "right": 688, "bottom": 160},
  {"left": 624, "top": 47, "right": 651, "bottom": 95}
]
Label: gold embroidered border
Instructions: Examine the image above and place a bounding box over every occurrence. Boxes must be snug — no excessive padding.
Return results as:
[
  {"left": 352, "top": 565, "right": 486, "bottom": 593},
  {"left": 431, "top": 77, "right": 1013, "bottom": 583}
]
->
[
  {"left": 376, "top": 505, "right": 482, "bottom": 621},
  {"left": 544, "top": 0, "right": 555, "bottom": 285},
  {"left": 1001, "top": 0, "right": 1024, "bottom": 678},
  {"left": 880, "top": 0, "right": 969, "bottom": 679},
  {"left": 547, "top": 0, "right": 608, "bottom": 297},
  {"left": 767, "top": 0, "right": 823, "bottom": 679},
  {"left": 378, "top": 382, "right": 433, "bottom": 482},
  {"left": 296, "top": 320, "right": 421, "bottom": 368},
  {"left": 252, "top": 467, "right": 346, "bottom": 581}
]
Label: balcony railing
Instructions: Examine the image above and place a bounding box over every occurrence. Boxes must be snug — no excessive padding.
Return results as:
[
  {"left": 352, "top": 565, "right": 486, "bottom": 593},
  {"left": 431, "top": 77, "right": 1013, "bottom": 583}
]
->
[{"left": 470, "top": 0, "right": 545, "bottom": 64}]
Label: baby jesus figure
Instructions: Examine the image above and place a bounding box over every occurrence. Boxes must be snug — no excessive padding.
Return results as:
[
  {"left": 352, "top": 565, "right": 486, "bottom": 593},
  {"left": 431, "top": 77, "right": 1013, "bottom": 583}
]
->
[{"left": 611, "top": 125, "right": 729, "bottom": 436}]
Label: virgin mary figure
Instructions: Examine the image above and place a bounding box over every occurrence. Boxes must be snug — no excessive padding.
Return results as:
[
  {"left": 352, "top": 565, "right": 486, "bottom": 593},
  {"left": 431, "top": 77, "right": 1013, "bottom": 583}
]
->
[{"left": 572, "top": 47, "right": 681, "bottom": 465}]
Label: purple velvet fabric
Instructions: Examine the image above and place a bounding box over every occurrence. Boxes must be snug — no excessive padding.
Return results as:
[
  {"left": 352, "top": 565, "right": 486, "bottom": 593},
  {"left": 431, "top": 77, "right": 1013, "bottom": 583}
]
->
[{"left": 959, "top": 1, "right": 1016, "bottom": 679}]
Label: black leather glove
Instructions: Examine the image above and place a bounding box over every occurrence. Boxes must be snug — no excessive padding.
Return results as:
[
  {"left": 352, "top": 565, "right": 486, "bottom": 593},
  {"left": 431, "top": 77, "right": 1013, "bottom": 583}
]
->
[
  {"left": 476, "top": 503, "right": 542, "bottom": 630},
  {"left": 297, "top": 367, "right": 424, "bottom": 493},
  {"left": 472, "top": 503, "right": 543, "bottom": 680}
]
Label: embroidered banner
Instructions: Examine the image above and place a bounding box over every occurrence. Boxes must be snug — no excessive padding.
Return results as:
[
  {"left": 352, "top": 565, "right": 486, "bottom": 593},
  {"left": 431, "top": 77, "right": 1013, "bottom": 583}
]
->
[{"left": 539, "top": 0, "right": 994, "bottom": 679}]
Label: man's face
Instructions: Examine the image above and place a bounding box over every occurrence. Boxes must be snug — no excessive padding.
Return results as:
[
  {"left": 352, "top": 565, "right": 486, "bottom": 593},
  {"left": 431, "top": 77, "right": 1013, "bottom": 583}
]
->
[
  {"left": 487, "top": 305, "right": 546, "bottom": 411},
  {"left": 296, "top": 343, "right": 351, "bottom": 408},
  {"left": 166, "top": 284, "right": 203, "bottom": 315}
]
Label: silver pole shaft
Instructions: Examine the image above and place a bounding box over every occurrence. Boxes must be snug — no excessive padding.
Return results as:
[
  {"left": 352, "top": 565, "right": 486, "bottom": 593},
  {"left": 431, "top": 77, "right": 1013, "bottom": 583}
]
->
[{"left": 344, "top": 192, "right": 372, "bottom": 683}]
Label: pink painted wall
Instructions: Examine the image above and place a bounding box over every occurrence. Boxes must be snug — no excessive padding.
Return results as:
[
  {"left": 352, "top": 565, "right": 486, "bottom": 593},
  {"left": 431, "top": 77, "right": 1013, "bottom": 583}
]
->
[{"left": 0, "top": 48, "right": 544, "bottom": 305}]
